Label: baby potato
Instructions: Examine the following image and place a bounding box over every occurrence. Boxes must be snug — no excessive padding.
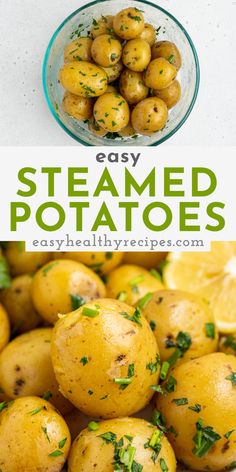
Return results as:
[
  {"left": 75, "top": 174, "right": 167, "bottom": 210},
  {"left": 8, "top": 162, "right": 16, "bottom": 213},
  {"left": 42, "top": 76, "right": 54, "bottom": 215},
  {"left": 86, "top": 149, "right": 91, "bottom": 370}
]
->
[
  {"left": 219, "top": 334, "right": 236, "bottom": 355},
  {"left": 31, "top": 260, "right": 106, "bottom": 324},
  {"left": 0, "top": 304, "right": 10, "bottom": 352},
  {"left": 138, "top": 23, "right": 156, "bottom": 46},
  {"left": 144, "top": 58, "right": 177, "bottom": 90},
  {"left": 118, "top": 121, "right": 136, "bottom": 137},
  {"left": 63, "top": 91, "right": 93, "bottom": 120},
  {"left": 88, "top": 118, "right": 108, "bottom": 137},
  {"left": 93, "top": 92, "right": 130, "bottom": 132},
  {"left": 0, "top": 274, "right": 42, "bottom": 334},
  {"left": 143, "top": 290, "right": 218, "bottom": 364},
  {"left": 68, "top": 418, "right": 176, "bottom": 472},
  {"left": 59, "top": 61, "right": 108, "bottom": 97},
  {"left": 53, "top": 252, "right": 123, "bottom": 276},
  {"left": 3, "top": 241, "right": 52, "bottom": 276},
  {"left": 122, "top": 38, "right": 151, "bottom": 72},
  {"left": 106, "top": 264, "right": 164, "bottom": 305},
  {"left": 91, "top": 34, "right": 122, "bottom": 67},
  {"left": 152, "top": 41, "right": 182, "bottom": 70},
  {"left": 153, "top": 80, "right": 181, "bottom": 109},
  {"left": 131, "top": 97, "right": 168, "bottom": 135},
  {"left": 0, "top": 396, "right": 71, "bottom": 472},
  {"left": 119, "top": 69, "right": 149, "bottom": 104},
  {"left": 91, "top": 15, "right": 114, "bottom": 39},
  {"left": 51, "top": 298, "right": 160, "bottom": 418},
  {"left": 101, "top": 61, "right": 123, "bottom": 83},
  {"left": 64, "top": 37, "right": 93, "bottom": 63},
  {"left": 0, "top": 328, "right": 73, "bottom": 415},
  {"left": 113, "top": 8, "right": 145, "bottom": 40},
  {"left": 123, "top": 252, "right": 167, "bottom": 269},
  {"left": 156, "top": 353, "right": 236, "bottom": 471}
]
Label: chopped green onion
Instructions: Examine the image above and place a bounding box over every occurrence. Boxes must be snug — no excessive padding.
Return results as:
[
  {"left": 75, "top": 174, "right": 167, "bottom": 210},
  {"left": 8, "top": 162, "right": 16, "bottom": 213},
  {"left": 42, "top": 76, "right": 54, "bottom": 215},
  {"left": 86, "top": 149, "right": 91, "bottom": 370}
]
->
[{"left": 82, "top": 307, "right": 100, "bottom": 318}]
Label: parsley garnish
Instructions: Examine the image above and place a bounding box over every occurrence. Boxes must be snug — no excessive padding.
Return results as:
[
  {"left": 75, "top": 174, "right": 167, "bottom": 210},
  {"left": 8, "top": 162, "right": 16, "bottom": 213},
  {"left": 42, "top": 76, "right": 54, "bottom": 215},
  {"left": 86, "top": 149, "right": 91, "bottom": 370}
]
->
[
  {"left": 80, "top": 356, "right": 89, "bottom": 365},
  {"left": 58, "top": 437, "right": 67, "bottom": 449},
  {"left": 42, "top": 262, "right": 59, "bottom": 276},
  {"left": 82, "top": 307, "right": 100, "bottom": 318},
  {"left": 160, "top": 332, "right": 192, "bottom": 380},
  {"left": 114, "top": 363, "right": 135, "bottom": 390},
  {"left": 146, "top": 355, "right": 161, "bottom": 374},
  {"left": 138, "top": 292, "right": 152, "bottom": 309},
  {"left": 117, "top": 291, "right": 128, "bottom": 302},
  {"left": 226, "top": 372, "right": 236, "bottom": 386},
  {"left": 192, "top": 419, "right": 221, "bottom": 457},
  {"left": 99, "top": 431, "right": 117, "bottom": 443},
  {"left": 48, "top": 450, "right": 63, "bottom": 457},
  {"left": 188, "top": 403, "right": 202, "bottom": 413},
  {"left": 120, "top": 307, "right": 142, "bottom": 326},
  {"left": 172, "top": 397, "right": 188, "bottom": 406},
  {"left": 150, "top": 320, "right": 157, "bottom": 331},
  {"left": 70, "top": 294, "right": 85, "bottom": 310},
  {"left": 205, "top": 322, "right": 215, "bottom": 339},
  {"left": 88, "top": 421, "right": 99, "bottom": 431}
]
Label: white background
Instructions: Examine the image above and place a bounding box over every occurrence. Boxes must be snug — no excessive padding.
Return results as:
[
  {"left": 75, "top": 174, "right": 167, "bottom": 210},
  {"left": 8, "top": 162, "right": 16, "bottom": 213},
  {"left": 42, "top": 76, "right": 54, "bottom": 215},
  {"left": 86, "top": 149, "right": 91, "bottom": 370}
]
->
[{"left": 0, "top": 0, "right": 235, "bottom": 146}]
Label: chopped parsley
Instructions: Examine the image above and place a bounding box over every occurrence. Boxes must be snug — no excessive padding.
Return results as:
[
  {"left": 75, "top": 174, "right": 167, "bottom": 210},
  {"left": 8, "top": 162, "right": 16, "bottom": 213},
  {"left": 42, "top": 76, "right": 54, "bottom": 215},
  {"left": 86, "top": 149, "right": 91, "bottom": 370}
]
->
[
  {"left": 80, "top": 356, "right": 89, "bottom": 366},
  {"left": 223, "top": 335, "right": 236, "bottom": 352},
  {"left": 114, "top": 363, "right": 135, "bottom": 390},
  {"left": 120, "top": 307, "right": 142, "bottom": 326},
  {"left": 150, "top": 320, "right": 157, "bottom": 331},
  {"left": 98, "top": 431, "right": 117, "bottom": 443},
  {"left": 42, "top": 391, "right": 52, "bottom": 401},
  {"left": 160, "top": 458, "right": 168, "bottom": 472},
  {"left": 82, "top": 307, "right": 100, "bottom": 318},
  {"left": 164, "top": 375, "right": 177, "bottom": 393},
  {"left": 225, "top": 372, "right": 236, "bottom": 386},
  {"left": 138, "top": 292, "right": 152, "bottom": 309},
  {"left": 29, "top": 406, "right": 44, "bottom": 416},
  {"left": 171, "top": 397, "right": 188, "bottom": 406},
  {"left": 48, "top": 450, "right": 63, "bottom": 457},
  {"left": 42, "top": 262, "right": 59, "bottom": 276},
  {"left": 224, "top": 430, "right": 234, "bottom": 439},
  {"left": 188, "top": 403, "right": 202, "bottom": 413},
  {"left": 128, "top": 13, "right": 142, "bottom": 22},
  {"left": 0, "top": 401, "right": 7, "bottom": 413},
  {"left": 58, "top": 437, "right": 67, "bottom": 449},
  {"left": 192, "top": 419, "right": 221, "bottom": 457},
  {"left": 205, "top": 322, "right": 215, "bottom": 339},
  {"left": 160, "top": 332, "right": 192, "bottom": 380},
  {"left": 168, "top": 54, "right": 175, "bottom": 64},
  {"left": 88, "top": 421, "right": 99, "bottom": 431},
  {"left": 146, "top": 354, "right": 161, "bottom": 374},
  {"left": 41, "top": 426, "right": 50, "bottom": 442},
  {"left": 70, "top": 294, "right": 86, "bottom": 311}
]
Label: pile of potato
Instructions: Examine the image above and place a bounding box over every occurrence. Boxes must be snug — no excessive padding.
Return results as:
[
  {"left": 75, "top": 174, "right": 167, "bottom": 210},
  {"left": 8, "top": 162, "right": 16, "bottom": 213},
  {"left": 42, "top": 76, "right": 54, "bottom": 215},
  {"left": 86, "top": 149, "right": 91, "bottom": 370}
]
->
[
  {"left": 0, "top": 244, "right": 236, "bottom": 472},
  {"left": 59, "top": 7, "right": 182, "bottom": 138}
]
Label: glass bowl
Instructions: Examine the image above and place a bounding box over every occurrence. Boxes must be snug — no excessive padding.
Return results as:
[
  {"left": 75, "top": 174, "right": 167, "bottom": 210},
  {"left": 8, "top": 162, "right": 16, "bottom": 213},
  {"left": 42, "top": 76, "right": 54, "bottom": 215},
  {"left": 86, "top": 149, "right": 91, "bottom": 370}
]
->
[{"left": 43, "top": 0, "right": 200, "bottom": 146}]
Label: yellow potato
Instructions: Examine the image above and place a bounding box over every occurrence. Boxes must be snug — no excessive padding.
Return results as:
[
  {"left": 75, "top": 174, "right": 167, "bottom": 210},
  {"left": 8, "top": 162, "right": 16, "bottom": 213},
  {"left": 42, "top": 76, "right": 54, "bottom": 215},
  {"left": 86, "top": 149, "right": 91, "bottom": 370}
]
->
[
  {"left": 131, "top": 97, "right": 168, "bottom": 135},
  {"left": 91, "top": 15, "right": 114, "bottom": 39},
  {"left": 53, "top": 252, "right": 124, "bottom": 276},
  {"left": 0, "top": 274, "right": 42, "bottom": 334},
  {"left": 64, "top": 37, "right": 93, "bottom": 63},
  {"left": 113, "top": 8, "right": 145, "bottom": 40},
  {"left": 59, "top": 61, "right": 108, "bottom": 97},
  {"left": 143, "top": 290, "right": 218, "bottom": 364},
  {"left": 88, "top": 118, "right": 108, "bottom": 137},
  {"left": 119, "top": 69, "right": 149, "bottom": 105},
  {"left": 122, "top": 39, "right": 151, "bottom": 72},
  {"left": 101, "top": 62, "right": 123, "bottom": 83},
  {"left": 106, "top": 264, "right": 164, "bottom": 305},
  {"left": 93, "top": 92, "right": 130, "bottom": 132},
  {"left": 138, "top": 23, "right": 156, "bottom": 46},
  {"left": 0, "top": 396, "right": 71, "bottom": 471},
  {"left": 68, "top": 418, "right": 176, "bottom": 472},
  {"left": 0, "top": 328, "right": 73, "bottom": 414},
  {"left": 123, "top": 252, "right": 167, "bottom": 269},
  {"left": 51, "top": 298, "right": 160, "bottom": 418},
  {"left": 156, "top": 353, "right": 236, "bottom": 471},
  {"left": 118, "top": 121, "right": 136, "bottom": 137},
  {"left": 63, "top": 91, "right": 93, "bottom": 120},
  {"left": 153, "top": 80, "right": 181, "bottom": 109},
  {"left": 144, "top": 58, "right": 177, "bottom": 90},
  {"left": 3, "top": 242, "right": 52, "bottom": 276},
  {"left": 152, "top": 41, "right": 182, "bottom": 70},
  {"left": 91, "top": 34, "right": 122, "bottom": 67},
  {"left": 0, "top": 304, "right": 10, "bottom": 352},
  {"left": 31, "top": 259, "right": 106, "bottom": 324}
]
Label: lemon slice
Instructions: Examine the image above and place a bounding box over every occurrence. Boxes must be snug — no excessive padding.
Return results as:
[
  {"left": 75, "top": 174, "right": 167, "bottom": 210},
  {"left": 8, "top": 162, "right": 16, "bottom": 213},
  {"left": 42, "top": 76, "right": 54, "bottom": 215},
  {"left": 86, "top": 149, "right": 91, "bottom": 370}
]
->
[{"left": 164, "top": 242, "right": 236, "bottom": 333}]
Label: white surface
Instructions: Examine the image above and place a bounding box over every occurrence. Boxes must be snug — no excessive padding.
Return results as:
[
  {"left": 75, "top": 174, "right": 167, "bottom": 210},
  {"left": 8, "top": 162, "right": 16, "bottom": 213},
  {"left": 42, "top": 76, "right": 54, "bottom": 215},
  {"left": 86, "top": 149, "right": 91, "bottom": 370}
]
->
[{"left": 0, "top": 0, "right": 235, "bottom": 146}]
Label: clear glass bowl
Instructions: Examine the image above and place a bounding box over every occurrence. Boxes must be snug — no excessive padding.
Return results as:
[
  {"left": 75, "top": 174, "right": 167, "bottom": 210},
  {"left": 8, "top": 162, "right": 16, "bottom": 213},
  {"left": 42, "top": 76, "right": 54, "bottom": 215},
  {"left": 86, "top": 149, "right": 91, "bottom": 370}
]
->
[{"left": 43, "top": 0, "right": 200, "bottom": 146}]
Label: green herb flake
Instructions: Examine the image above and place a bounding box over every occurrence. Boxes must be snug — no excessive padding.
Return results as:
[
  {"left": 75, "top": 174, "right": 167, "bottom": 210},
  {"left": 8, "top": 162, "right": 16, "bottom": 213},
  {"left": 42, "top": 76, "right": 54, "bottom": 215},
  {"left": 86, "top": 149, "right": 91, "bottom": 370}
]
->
[
  {"left": 98, "top": 431, "right": 117, "bottom": 443},
  {"left": 42, "top": 262, "right": 59, "bottom": 276},
  {"left": 117, "top": 291, "right": 128, "bottom": 302},
  {"left": 71, "top": 294, "right": 86, "bottom": 311},
  {"left": 150, "top": 268, "right": 162, "bottom": 281},
  {"left": 165, "top": 375, "right": 177, "bottom": 393},
  {"left": 150, "top": 320, "right": 157, "bottom": 331},
  {"left": 58, "top": 437, "right": 67, "bottom": 449},
  {"left": 82, "top": 307, "right": 100, "bottom": 318},
  {"left": 42, "top": 426, "right": 50, "bottom": 442},
  {"left": 160, "top": 457, "right": 168, "bottom": 472},
  {"left": 80, "top": 356, "right": 89, "bottom": 366},
  {"left": 127, "top": 13, "right": 142, "bottom": 22},
  {"left": 192, "top": 419, "right": 221, "bottom": 457},
  {"left": 172, "top": 397, "right": 188, "bottom": 406},
  {"left": 0, "top": 401, "right": 7, "bottom": 413},
  {"left": 168, "top": 54, "right": 175, "bottom": 64},
  {"left": 224, "top": 430, "right": 234, "bottom": 439},
  {"left": 49, "top": 450, "right": 63, "bottom": 457},
  {"left": 226, "top": 372, "right": 236, "bottom": 386},
  {"left": 188, "top": 403, "right": 202, "bottom": 413},
  {"left": 112, "top": 120, "right": 117, "bottom": 127},
  {"left": 88, "top": 421, "right": 99, "bottom": 431},
  {"left": 129, "top": 275, "right": 144, "bottom": 287},
  {"left": 43, "top": 391, "right": 52, "bottom": 401},
  {"left": 146, "top": 354, "right": 161, "bottom": 374},
  {"left": 223, "top": 335, "right": 236, "bottom": 352},
  {"left": 29, "top": 406, "right": 44, "bottom": 416},
  {"left": 205, "top": 322, "right": 215, "bottom": 339},
  {"left": 114, "top": 363, "right": 135, "bottom": 390},
  {"left": 121, "top": 307, "right": 142, "bottom": 326},
  {"left": 138, "top": 292, "right": 152, "bottom": 309}
]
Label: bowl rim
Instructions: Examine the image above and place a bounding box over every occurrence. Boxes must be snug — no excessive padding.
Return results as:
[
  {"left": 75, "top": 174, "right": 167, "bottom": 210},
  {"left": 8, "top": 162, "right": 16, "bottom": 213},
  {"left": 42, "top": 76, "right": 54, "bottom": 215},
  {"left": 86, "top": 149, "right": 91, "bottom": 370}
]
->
[{"left": 42, "top": 0, "right": 200, "bottom": 147}]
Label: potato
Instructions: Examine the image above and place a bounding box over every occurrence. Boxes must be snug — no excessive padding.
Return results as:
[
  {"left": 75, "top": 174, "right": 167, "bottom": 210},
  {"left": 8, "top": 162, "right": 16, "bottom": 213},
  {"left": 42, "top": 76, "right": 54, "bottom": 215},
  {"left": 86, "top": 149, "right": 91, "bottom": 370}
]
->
[
  {"left": 93, "top": 92, "right": 130, "bottom": 132},
  {"left": 91, "top": 15, "right": 114, "bottom": 39},
  {"left": 156, "top": 353, "right": 236, "bottom": 471},
  {"left": 0, "top": 304, "right": 10, "bottom": 352},
  {"left": 131, "top": 97, "right": 168, "bottom": 135},
  {"left": 31, "top": 260, "right": 106, "bottom": 324},
  {"left": 88, "top": 118, "right": 108, "bottom": 137},
  {"left": 68, "top": 418, "right": 176, "bottom": 472},
  {"left": 0, "top": 274, "right": 42, "bottom": 334},
  {"left": 119, "top": 69, "right": 149, "bottom": 105},
  {"left": 64, "top": 37, "right": 93, "bottom": 63},
  {"left": 0, "top": 396, "right": 71, "bottom": 471},
  {"left": 123, "top": 252, "right": 167, "bottom": 269},
  {"left": 118, "top": 121, "right": 136, "bottom": 137},
  {"left": 219, "top": 334, "right": 236, "bottom": 355},
  {"left": 144, "top": 58, "right": 177, "bottom": 90},
  {"left": 59, "top": 61, "right": 108, "bottom": 97},
  {"left": 122, "top": 39, "right": 151, "bottom": 71},
  {"left": 51, "top": 298, "right": 160, "bottom": 418},
  {"left": 3, "top": 242, "right": 52, "bottom": 276},
  {"left": 53, "top": 252, "right": 124, "bottom": 276},
  {"left": 153, "top": 80, "right": 181, "bottom": 109},
  {"left": 113, "top": 8, "right": 145, "bottom": 40},
  {"left": 106, "top": 264, "right": 164, "bottom": 306},
  {"left": 101, "top": 61, "right": 123, "bottom": 83},
  {"left": 152, "top": 41, "right": 182, "bottom": 70},
  {"left": 63, "top": 91, "right": 93, "bottom": 120},
  {"left": 0, "top": 328, "right": 73, "bottom": 415},
  {"left": 138, "top": 23, "right": 156, "bottom": 46},
  {"left": 143, "top": 290, "right": 218, "bottom": 364},
  {"left": 91, "top": 34, "right": 122, "bottom": 67}
]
